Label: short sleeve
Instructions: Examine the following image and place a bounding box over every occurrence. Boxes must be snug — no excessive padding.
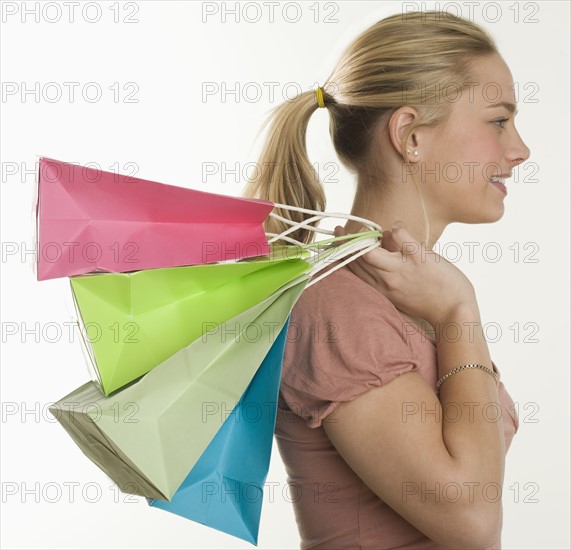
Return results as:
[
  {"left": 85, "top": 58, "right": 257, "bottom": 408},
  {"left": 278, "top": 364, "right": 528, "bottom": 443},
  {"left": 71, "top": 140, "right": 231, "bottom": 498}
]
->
[{"left": 279, "top": 267, "right": 420, "bottom": 429}]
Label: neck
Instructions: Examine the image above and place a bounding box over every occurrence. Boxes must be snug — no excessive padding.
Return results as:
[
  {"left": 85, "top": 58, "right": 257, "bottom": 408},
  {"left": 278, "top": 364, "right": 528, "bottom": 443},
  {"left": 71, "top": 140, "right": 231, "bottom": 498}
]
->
[{"left": 343, "top": 179, "right": 447, "bottom": 251}]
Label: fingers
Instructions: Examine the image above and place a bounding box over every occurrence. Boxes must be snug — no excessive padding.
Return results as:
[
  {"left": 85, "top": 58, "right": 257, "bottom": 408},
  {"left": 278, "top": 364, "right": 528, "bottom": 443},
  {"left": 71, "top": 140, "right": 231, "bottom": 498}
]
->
[
  {"left": 334, "top": 224, "right": 399, "bottom": 272},
  {"left": 333, "top": 225, "right": 352, "bottom": 248},
  {"left": 333, "top": 225, "right": 348, "bottom": 238},
  {"left": 387, "top": 221, "right": 420, "bottom": 258},
  {"left": 333, "top": 224, "right": 376, "bottom": 249},
  {"left": 347, "top": 254, "right": 392, "bottom": 295},
  {"left": 359, "top": 245, "right": 399, "bottom": 272},
  {"left": 381, "top": 230, "right": 399, "bottom": 253}
]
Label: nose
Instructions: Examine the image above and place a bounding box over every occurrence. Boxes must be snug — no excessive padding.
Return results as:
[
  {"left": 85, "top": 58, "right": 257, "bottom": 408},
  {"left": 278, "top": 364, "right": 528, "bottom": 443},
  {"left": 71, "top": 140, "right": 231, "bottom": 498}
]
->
[{"left": 508, "top": 127, "right": 531, "bottom": 168}]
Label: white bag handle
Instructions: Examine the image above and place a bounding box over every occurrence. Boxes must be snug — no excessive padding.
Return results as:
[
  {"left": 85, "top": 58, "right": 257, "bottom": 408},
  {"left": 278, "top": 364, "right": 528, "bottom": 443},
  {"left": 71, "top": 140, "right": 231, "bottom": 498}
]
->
[{"left": 267, "top": 203, "right": 383, "bottom": 288}]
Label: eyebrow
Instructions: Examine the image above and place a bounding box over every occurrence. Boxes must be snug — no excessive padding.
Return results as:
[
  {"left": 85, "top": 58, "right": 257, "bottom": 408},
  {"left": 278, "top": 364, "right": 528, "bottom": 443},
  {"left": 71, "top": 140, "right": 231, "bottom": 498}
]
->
[{"left": 487, "top": 101, "right": 518, "bottom": 115}]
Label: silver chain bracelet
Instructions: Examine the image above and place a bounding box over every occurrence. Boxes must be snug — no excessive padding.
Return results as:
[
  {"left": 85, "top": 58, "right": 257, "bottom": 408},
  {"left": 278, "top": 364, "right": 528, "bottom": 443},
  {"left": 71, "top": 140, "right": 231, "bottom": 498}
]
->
[{"left": 436, "top": 363, "right": 499, "bottom": 393}]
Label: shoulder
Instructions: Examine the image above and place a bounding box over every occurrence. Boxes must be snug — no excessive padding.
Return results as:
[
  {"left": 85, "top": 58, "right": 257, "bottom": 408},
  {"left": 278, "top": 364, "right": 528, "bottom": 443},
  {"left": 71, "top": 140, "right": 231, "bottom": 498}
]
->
[
  {"left": 283, "top": 264, "right": 418, "bottom": 383},
  {"left": 280, "top": 265, "right": 422, "bottom": 428},
  {"left": 291, "top": 264, "right": 407, "bottom": 338}
]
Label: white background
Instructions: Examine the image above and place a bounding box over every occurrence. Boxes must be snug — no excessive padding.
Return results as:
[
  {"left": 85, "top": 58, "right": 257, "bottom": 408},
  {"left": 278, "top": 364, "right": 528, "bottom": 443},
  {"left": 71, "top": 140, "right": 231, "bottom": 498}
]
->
[{"left": 1, "top": 1, "right": 569, "bottom": 549}]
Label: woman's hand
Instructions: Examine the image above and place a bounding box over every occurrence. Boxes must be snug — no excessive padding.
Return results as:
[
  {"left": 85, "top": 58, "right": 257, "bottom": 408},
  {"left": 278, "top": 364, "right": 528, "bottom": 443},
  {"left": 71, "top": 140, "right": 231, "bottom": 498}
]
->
[{"left": 335, "top": 222, "right": 476, "bottom": 326}]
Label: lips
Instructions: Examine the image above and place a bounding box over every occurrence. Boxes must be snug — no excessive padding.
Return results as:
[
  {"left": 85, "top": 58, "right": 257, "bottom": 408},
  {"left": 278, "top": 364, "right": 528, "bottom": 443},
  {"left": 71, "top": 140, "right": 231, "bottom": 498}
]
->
[
  {"left": 490, "top": 178, "right": 507, "bottom": 195},
  {"left": 489, "top": 173, "right": 511, "bottom": 195}
]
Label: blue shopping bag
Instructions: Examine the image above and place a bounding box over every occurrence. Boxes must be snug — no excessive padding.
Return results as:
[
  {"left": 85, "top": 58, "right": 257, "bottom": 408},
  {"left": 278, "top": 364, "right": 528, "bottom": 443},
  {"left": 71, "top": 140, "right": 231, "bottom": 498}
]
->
[{"left": 148, "top": 317, "right": 291, "bottom": 545}]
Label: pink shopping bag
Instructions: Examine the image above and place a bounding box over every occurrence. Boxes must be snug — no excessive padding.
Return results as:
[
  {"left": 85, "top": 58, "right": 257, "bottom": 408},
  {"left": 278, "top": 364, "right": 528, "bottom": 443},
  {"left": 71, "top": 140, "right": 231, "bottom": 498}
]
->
[{"left": 35, "top": 157, "right": 274, "bottom": 280}]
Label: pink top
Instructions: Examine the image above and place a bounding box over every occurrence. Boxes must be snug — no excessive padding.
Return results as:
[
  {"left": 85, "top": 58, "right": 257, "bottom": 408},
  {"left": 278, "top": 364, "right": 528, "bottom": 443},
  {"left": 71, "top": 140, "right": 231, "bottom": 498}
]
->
[{"left": 275, "top": 264, "right": 519, "bottom": 549}]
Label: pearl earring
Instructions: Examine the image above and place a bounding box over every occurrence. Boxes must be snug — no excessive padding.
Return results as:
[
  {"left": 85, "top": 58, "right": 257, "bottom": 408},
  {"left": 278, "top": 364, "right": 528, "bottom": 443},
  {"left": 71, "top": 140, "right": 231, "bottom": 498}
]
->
[{"left": 407, "top": 149, "right": 419, "bottom": 156}]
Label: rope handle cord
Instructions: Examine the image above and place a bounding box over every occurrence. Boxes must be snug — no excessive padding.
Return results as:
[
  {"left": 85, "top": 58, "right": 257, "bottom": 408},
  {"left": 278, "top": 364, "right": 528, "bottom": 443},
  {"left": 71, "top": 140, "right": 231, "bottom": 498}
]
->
[{"left": 266, "top": 203, "right": 384, "bottom": 289}]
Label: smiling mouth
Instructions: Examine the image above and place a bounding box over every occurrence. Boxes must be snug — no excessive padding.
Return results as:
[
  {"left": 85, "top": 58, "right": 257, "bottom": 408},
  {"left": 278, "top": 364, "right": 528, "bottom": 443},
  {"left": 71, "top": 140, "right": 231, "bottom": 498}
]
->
[{"left": 489, "top": 176, "right": 507, "bottom": 195}]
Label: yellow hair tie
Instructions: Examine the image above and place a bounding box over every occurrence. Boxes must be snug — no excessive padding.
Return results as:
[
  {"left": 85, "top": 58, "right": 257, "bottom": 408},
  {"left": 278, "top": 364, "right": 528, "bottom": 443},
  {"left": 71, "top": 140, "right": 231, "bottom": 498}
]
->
[{"left": 315, "top": 86, "right": 325, "bottom": 108}]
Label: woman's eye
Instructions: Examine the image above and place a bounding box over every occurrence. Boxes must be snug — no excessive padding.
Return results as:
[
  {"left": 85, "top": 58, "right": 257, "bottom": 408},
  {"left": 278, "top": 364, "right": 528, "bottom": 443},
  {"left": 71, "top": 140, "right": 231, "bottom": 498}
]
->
[{"left": 493, "top": 118, "right": 509, "bottom": 128}]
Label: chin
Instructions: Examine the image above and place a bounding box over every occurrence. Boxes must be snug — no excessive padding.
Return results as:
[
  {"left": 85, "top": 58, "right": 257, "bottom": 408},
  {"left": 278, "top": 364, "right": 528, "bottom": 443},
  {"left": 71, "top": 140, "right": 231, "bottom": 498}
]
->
[
  {"left": 454, "top": 206, "right": 505, "bottom": 224},
  {"left": 479, "top": 206, "right": 505, "bottom": 223}
]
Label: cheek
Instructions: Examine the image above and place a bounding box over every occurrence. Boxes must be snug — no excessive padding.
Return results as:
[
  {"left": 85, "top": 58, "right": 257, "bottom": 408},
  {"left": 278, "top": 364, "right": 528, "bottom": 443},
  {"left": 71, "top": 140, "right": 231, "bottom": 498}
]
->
[
  {"left": 453, "top": 134, "right": 502, "bottom": 181},
  {"left": 421, "top": 129, "right": 499, "bottom": 200}
]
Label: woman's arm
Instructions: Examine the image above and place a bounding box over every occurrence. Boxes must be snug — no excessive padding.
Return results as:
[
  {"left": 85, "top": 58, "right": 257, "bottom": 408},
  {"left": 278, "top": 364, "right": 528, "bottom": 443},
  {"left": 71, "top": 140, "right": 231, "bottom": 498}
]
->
[{"left": 322, "top": 297, "right": 505, "bottom": 549}]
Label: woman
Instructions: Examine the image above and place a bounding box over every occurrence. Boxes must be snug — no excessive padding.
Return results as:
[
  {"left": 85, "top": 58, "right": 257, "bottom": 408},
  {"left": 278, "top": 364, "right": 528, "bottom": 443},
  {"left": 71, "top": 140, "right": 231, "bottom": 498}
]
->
[{"left": 243, "top": 10, "right": 530, "bottom": 549}]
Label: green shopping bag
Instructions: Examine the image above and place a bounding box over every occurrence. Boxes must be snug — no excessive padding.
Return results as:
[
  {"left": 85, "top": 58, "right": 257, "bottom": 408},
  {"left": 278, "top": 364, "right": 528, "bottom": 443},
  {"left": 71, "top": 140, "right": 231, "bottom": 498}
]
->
[
  {"left": 70, "top": 245, "right": 311, "bottom": 395},
  {"left": 49, "top": 273, "right": 309, "bottom": 501}
]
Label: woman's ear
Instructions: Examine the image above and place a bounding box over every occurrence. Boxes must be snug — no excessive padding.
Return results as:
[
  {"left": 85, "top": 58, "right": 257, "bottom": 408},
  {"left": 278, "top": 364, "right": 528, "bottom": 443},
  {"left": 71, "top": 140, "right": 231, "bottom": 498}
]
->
[{"left": 388, "top": 106, "right": 420, "bottom": 162}]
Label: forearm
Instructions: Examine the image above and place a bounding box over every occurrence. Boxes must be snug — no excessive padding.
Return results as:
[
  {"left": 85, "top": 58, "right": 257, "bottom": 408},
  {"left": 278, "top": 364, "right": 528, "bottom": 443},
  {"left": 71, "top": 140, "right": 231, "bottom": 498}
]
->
[{"left": 435, "top": 299, "right": 506, "bottom": 514}]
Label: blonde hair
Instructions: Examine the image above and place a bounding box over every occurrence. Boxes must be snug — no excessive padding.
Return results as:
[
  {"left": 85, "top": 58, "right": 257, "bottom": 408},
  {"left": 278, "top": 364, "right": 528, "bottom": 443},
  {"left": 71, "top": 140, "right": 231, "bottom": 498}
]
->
[{"left": 242, "top": 10, "right": 498, "bottom": 245}]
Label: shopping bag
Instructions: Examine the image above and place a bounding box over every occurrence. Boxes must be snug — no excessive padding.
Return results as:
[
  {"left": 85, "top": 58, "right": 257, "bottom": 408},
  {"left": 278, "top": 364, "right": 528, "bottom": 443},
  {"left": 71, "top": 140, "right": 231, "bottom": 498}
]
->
[
  {"left": 35, "top": 157, "right": 274, "bottom": 280},
  {"left": 69, "top": 244, "right": 311, "bottom": 395},
  {"left": 149, "top": 317, "right": 290, "bottom": 544},
  {"left": 49, "top": 274, "right": 309, "bottom": 501}
]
